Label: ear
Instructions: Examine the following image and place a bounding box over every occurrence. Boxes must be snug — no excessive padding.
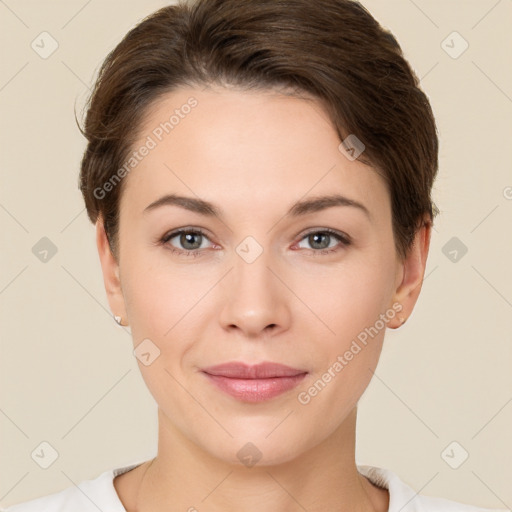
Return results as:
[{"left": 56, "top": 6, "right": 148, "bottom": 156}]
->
[
  {"left": 96, "top": 216, "right": 128, "bottom": 326},
  {"left": 387, "top": 217, "right": 432, "bottom": 329}
]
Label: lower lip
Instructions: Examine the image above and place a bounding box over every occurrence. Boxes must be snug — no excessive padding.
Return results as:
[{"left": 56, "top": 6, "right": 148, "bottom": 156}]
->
[{"left": 203, "top": 373, "right": 307, "bottom": 402}]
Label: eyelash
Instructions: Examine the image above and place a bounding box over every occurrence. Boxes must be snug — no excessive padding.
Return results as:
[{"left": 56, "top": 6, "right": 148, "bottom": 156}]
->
[{"left": 159, "top": 227, "right": 351, "bottom": 258}]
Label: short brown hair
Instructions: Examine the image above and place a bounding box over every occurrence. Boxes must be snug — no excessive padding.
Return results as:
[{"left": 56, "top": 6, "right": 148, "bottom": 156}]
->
[{"left": 78, "top": 0, "right": 439, "bottom": 261}]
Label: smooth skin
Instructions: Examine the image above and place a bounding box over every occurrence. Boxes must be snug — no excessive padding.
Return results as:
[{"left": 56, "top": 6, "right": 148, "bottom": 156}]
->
[{"left": 96, "top": 85, "right": 431, "bottom": 512}]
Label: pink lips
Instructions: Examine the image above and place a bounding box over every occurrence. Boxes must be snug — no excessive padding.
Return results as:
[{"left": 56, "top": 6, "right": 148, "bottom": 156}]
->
[{"left": 201, "top": 362, "right": 308, "bottom": 402}]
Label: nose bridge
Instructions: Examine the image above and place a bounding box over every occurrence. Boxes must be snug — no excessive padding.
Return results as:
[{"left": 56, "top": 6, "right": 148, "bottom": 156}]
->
[
  {"left": 235, "top": 237, "right": 273, "bottom": 291},
  {"left": 219, "top": 234, "right": 289, "bottom": 335}
]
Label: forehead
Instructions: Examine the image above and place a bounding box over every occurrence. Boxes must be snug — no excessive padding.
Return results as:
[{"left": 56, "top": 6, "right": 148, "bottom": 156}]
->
[{"left": 119, "top": 85, "right": 390, "bottom": 221}]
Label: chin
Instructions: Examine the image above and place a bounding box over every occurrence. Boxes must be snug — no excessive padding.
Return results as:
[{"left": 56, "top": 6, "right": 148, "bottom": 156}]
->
[
  {"left": 213, "top": 440, "right": 302, "bottom": 468},
  {"left": 196, "top": 422, "right": 316, "bottom": 469}
]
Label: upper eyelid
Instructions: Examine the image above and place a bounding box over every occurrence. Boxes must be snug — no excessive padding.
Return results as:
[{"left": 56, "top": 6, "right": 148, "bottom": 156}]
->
[
  {"left": 300, "top": 227, "right": 350, "bottom": 240},
  {"left": 163, "top": 227, "right": 213, "bottom": 240}
]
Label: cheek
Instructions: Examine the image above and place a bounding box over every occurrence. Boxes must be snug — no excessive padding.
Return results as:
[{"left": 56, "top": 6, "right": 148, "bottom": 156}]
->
[
  {"left": 305, "top": 259, "right": 395, "bottom": 343},
  {"left": 297, "top": 254, "right": 396, "bottom": 407},
  {"left": 294, "top": 265, "right": 392, "bottom": 420},
  {"left": 120, "top": 261, "right": 200, "bottom": 416},
  {"left": 122, "top": 251, "right": 214, "bottom": 340}
]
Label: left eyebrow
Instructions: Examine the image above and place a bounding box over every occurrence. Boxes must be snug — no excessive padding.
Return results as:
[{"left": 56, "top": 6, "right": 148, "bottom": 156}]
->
[
  {"left": 142, "top": 193, "right": 371, "bottom": 220},
  {"left": 287, "top": 193, "right": 371, "bottom": 220}
]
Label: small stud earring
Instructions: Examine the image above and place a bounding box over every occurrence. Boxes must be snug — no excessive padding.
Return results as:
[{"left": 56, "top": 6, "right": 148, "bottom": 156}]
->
[{"left": 114, "top": 314, "right": 123, "bottom": 325}]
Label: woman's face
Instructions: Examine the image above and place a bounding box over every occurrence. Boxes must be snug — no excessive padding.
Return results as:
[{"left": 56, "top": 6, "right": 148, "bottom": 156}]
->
[{"left": 100, "top": 85, "right": 418, "bottom": 465}]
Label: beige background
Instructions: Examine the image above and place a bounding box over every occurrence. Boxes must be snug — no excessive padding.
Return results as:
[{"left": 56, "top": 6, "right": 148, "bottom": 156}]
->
[{"left": 1, "top": 0, "right": 511, "bottom": 509}]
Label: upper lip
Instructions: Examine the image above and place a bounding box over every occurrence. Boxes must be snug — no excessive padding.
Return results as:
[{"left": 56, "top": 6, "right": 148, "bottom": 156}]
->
[{"left": 201, "top": 362, "right": 307, "bottom": 379}]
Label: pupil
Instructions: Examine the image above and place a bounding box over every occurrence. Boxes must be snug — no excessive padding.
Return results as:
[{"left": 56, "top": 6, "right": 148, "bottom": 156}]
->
[
  {"left": 182, "top": 232, "right": 201, "bottom": 250},
  {"left": 310, "top": 233, "right": 329, "bottom": 249}
]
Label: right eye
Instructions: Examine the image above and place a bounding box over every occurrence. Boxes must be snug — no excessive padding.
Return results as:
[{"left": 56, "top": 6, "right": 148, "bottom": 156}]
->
[{"left": 160, "top": 228, "right": 214, "bottom": 256}]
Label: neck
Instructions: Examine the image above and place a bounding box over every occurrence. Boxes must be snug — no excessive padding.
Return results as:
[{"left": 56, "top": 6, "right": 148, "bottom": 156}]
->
[{"left": 128, "top": 407, "right": 388, "bottom": 512}]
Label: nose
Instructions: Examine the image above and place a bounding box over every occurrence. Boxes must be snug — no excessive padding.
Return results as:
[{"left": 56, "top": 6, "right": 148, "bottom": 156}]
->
[{"left": 218, "top": 245, "right": 291, "bottom": 339}]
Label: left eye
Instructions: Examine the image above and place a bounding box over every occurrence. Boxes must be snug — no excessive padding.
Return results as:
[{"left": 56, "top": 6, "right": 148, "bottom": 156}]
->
[{"left": 296, "top": 230, "right": 349, "bottom": 251}]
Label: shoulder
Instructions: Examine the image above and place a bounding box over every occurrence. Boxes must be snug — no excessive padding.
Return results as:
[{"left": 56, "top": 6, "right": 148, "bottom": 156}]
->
[
  {"left": 357, "top": 464, "right": 509, "bottom": 512},
  {"left": 1, "top": 462, "right": 145, "bottom": 512},
  {"left": 2, "top": 484, "right": 96, "bottom": 512}
]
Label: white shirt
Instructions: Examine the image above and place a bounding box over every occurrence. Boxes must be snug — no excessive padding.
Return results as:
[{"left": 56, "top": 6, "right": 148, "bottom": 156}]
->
[{"left": 2, "top": 461, "right": 509, "bottom": 512}]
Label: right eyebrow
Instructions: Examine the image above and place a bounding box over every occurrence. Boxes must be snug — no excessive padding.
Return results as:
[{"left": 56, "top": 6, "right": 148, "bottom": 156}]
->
[{"left": 143, "top": 194, "right": 222, "bottom": 217}]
